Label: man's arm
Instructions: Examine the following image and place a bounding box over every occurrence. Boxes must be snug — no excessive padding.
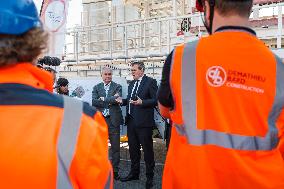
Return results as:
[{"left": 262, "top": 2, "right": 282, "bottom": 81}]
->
[
  {"left": 158, "top": 103, "right": 171, "bottom": 119},
  {"left": 116, "top": 97, "right": 128, "bottom": 106},
  {"left": 92, "top": 85, "right": 105, "bottom": 108},
  {"left": 140, "top": 79, "right": 158, "bottom": 108},
  {"left": 120, "top": 98, "right": 128, "bottom": 106},
  {"left": 116, "top": 84, "right": 130, "bottom": 106},
  {"left": 157, "top": 51, "right": 174, "bottom": 118},
  {"left": 104, "top": 84, "right": 122, "bottom": 105}
]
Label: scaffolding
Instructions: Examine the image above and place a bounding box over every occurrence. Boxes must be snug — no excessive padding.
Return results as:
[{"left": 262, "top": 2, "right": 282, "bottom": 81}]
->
[{"left": 59, "top": 1, "right": 284, "bottom": 77}]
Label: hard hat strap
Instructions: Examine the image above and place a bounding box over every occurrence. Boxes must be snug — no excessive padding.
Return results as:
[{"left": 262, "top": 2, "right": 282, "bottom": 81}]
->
[{"left": 208, "top": 0, "right": 215, "bottom": 34}]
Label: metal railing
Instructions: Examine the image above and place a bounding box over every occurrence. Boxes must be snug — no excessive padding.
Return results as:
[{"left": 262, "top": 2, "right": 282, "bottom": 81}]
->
[
  {"left": 64, "top": 13, "right": 204, "bottom": 62},
  {"left": 58, "top": 2, "right": 283, "bottom": 78}
]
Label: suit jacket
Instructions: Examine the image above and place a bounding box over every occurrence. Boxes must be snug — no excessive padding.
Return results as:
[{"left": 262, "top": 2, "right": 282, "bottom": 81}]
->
[
  {"left": 92, "top": 82, "right": 123, "bottom": 127},
  {"left": 123, "top": 75, "right": 158, "bottom": 128}
]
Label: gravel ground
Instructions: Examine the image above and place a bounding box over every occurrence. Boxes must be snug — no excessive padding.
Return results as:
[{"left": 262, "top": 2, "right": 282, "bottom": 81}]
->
[{"left": 111, "top": 138, "right": 167, "bottom": 189}]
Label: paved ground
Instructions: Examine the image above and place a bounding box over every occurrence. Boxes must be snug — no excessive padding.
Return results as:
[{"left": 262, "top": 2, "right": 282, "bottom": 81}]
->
[
  {"left": 114, "top": 160, "right": 164, "bottom": 189},
  {"left": 111, "top": 138, "right": 167, "bottom": 189}
]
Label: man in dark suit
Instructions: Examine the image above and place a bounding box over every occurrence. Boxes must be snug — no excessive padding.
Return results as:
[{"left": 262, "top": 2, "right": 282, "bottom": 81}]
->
[
  {"left": 116, "top": 61, "right": 158, "bottom": 189},
  {"left": 92, "top": 67, "right": 123, "bottom": 180}
]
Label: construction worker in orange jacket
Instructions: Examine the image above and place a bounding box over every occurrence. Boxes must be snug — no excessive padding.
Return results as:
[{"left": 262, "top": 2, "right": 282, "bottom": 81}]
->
[
  {"left": 0, "top": 1, "right": 112, "bottom": 188},
  {"left": 158, "top": 0, "right": 284, "bottom": 188}
]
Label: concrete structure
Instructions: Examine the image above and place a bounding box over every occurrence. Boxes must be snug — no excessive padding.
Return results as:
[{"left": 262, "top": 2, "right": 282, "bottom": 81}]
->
[{"left": 60, "top": 0, "right": 284, "bottom": 78}]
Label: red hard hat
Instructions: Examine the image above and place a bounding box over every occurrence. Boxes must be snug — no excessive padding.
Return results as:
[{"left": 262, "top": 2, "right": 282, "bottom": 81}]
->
[{"left": 196, "top": 0, "right": 204, "bottom": 12}]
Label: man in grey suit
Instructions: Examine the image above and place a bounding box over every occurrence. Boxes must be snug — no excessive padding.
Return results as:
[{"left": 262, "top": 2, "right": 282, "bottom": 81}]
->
[{"left": 92, "top": 67, "right": 123, "bottom": 180}]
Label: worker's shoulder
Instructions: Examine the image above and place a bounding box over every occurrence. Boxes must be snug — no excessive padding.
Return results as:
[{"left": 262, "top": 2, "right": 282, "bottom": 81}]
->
[
  {"left": 53, "top": 94, "right": 98, "bottom": 119},
  {"left": 81, "top": 100, "right": 98, "bottom": 119},
  {"left": 0, "top": 83, "right": 98, "bottom": 119}
]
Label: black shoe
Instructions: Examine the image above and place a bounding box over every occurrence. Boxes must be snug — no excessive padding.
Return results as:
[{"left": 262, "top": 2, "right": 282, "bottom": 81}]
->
[
  {"left": 120, "top": 172, "right": 139, "bottom": 182},
  {"left": 146, "top": 177, "right": 153, "bottom": 189},
  {"left": 114, "top": 172, "right": 120, "bottom": 180}
]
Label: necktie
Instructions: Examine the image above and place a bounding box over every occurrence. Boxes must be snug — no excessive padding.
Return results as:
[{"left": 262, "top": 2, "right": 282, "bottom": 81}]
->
[
  {"left": 103, "top": 83, "right": 110, "bottom": 117},
  {"left": 131, "top": 80, "right": 139, "bottom": 100},
  {"left": 129, "top": 80, "right": 139, "bottom": 116}
]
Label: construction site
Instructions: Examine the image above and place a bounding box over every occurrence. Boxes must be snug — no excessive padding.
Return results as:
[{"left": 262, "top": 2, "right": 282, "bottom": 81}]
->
[
  {"left": 51, "top": 1, "right": 283, "bottom": 188},
  {"left": 1, "top": 0, "right": 284, "bottom": 188},
  {"left": 57, "top": 0, "right": 284, "bottom": 79},
  {"left": 37, "top": 0, "right": 284, "bottom": 188}
]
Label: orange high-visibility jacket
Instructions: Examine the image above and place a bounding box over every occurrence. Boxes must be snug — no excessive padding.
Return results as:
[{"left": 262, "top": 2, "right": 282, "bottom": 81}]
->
[
  {"left": 0, "top": 63, "right": 113, "bottom": 189},
  {"left": 163, "top": 30, "right": 284, "bottom": 189}
]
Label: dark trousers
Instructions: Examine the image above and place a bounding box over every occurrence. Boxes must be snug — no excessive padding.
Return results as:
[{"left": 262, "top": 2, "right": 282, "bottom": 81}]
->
[
  {"left": 105, "top": 116, "right": 120, "bottom": 173},
  {"left": 127, "top": 116, "right": 155, "bottom": 178},
  {"left": 165, "top": 120, "right": 172, "bottom": 150}
]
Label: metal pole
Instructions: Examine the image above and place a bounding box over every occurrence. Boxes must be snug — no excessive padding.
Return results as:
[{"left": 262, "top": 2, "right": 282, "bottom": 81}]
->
[
  {"left": 73, "top": 32, "right": 76, "bottom": 60},
  {"left": 140, "top": 23, "right": 143, "bottom": 48},
  {"left": 88, "top": 11, "right": 91, "bottom": 52},
  {"left": 110, "top": 27, "right": 113, "bottom": 60},
  {"left": 159, "top": 21, "right": 162, "bottom": 53},
  {"left": 181, "top": 0, "right": 185, "bottom": 15},
  {"left": 110, "top": 4, "right": 114, "bottom": 61},
  {"left": 76, "top": 32, "right": 79, "bottom": 65},
  {"left": 173, "top": 0, "right": 177, "bottom": 17},
  {"left": 167, "top": 20, "right": 171, "bottom": 53},
  {"left": 198, "top": 12, "right": 201, "bottom": 37},
  {"left": 144, "top": 22, "right": 146, "bottom": 49},
  {"left": 172, "top": 0, "right": 177, "bottom": 36},
  {"left": 152, "top": 61, "right": 155, "bottom": 77},
  {"left": 277, "top": 5, "right": 282, "bottom": 48},
  {"left": 124, "top": 26, "right": 128, "bottom": 57},
  {"left": 144, "top": 0, "right": 149, "bottom": 53}
]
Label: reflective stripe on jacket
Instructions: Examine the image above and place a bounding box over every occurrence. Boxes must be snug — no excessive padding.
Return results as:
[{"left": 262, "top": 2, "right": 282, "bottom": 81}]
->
[
  {"left": 163, "top": 31, "right": 284, "bottom": 189},
  {"left": 0, "top": 63, "right": 113, "bottom": 189}
]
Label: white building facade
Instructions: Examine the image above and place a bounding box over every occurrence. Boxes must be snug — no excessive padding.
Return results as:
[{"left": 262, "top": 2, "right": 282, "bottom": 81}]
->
[{"left": 60, "top": 0, "right": 283, "bottom": 77}]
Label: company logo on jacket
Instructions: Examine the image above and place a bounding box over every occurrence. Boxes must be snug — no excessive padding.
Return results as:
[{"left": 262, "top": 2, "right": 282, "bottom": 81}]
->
[{"left": 206, "top": 66, "right": 265, "bottom": 94}]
